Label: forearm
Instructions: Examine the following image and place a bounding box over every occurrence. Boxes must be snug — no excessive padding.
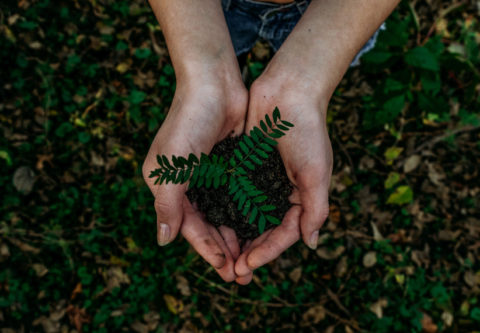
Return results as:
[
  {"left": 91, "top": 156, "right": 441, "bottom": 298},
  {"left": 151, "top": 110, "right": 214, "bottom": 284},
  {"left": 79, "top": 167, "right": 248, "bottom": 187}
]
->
[
  {"left": 263, "top": 0, "right": 400, "bottom": 103},
  {"left": 148, "top": 0, "right": 241, "bottom": 86}
]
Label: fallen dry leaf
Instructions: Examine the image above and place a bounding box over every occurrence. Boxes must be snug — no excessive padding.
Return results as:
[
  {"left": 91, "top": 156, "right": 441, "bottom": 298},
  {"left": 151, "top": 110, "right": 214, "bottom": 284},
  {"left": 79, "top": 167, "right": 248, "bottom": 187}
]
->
[
  {"left": 421, "top": 312, "right": 438, "bottom": 333},
  {"left": 363, "top": 251, "right": 377, "bottom": 268}
]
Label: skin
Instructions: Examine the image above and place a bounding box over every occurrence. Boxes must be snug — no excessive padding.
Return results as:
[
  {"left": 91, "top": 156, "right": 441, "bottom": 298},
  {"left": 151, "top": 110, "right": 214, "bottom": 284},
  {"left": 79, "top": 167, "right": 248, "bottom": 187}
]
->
[{"left": 143, "top": 0, "right": 400, "bottom": 284}]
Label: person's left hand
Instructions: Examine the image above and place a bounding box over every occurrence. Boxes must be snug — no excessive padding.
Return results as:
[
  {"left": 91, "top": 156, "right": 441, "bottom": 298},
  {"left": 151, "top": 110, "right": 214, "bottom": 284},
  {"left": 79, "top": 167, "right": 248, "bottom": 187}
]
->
[{"left": 233, "top": 69, "right": 334, "bottom": 285}]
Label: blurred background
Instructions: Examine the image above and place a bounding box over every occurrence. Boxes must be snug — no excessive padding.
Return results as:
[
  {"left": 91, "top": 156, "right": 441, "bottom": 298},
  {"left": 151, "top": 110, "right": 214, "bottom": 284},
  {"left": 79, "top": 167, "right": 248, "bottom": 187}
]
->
[{"left": 0, "top": 0, "right": 479, "bottom": 332}]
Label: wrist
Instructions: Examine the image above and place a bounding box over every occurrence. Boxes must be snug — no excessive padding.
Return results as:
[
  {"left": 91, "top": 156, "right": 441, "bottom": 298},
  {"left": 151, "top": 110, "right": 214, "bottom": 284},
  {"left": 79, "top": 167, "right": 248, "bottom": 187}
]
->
[
  {"left": 259, "top": 57, "right": 333, "bottom": 109},
  {"left": 251, "top": 63, "right": 330, "bottom": 120}
]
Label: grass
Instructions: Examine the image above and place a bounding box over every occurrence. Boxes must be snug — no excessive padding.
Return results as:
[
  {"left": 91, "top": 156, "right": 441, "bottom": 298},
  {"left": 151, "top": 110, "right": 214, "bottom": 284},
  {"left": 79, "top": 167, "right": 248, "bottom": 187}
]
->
[{"left": 0, "top": 0, "right": 479, "bottom": 332}]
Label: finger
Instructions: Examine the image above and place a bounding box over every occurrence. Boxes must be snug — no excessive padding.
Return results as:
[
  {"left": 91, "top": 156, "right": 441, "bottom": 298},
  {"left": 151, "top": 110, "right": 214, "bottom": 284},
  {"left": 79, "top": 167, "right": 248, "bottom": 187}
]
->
[
  {"left": 246, "top": 205, "right": 302, "bottom": 271},
  {"left": 288, "top": 187, "right": 301, "bottom": 205},
  {"left": 299, "top": 185, "right": 330, "bottom": 250},
  {"left": 235, "top": 229, "right": 274, "bottom": 277},
  {"left": 235, "top": 272, "right": 253, "bottom": 285},
  {"left": 181, "top": 200, "right": 226, "bottom": 270},
  {"left": 218, "top": 226, "right": 240, "bottom": 260},
  {"left": 153, "top": 184, "right": 185, "bottom": 246},
  {"left": 207, "top": 224, "right": 237, "bottom": 282}
]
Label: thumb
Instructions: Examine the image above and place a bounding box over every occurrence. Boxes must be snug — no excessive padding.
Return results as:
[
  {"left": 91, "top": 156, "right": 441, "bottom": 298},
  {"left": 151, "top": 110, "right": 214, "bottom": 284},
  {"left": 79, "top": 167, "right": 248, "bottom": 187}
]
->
[
  {"left": 143, "top": 156, "right": 185, "bottom": 246},
  {"left": 299, "top": 185, "right": 330, "bottom": 250},
  {"left": 153, "top": 183, "right": 185, "bottom": 246}
]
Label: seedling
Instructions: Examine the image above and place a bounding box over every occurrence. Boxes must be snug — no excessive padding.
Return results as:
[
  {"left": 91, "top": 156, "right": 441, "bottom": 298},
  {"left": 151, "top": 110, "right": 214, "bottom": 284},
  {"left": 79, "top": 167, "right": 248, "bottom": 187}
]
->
[{"left": 149, "top": 107, "right": 294, "bottom": 233}]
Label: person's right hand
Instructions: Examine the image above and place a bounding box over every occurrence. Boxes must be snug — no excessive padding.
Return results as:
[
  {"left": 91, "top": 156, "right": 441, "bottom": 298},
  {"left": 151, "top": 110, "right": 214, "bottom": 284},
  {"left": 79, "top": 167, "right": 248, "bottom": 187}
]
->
[{"left": 142, "top": 75, "right": 248, "bottom": 282}]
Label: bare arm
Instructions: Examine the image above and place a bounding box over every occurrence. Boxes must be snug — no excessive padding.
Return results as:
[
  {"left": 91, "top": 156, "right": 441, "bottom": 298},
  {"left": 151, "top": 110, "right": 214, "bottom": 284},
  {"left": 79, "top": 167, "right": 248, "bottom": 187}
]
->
[
  {"left": 235, "top": 0, "right": 400, "bottom": 284},
  {"left": 148, "top": 0, "right": 242, "bottom": 86},
  {"left": 144, "top": 0, "right": 247, "bottom": 282},
  {"left": 264, "top": 0, "right": 401, "bottom": 101}
]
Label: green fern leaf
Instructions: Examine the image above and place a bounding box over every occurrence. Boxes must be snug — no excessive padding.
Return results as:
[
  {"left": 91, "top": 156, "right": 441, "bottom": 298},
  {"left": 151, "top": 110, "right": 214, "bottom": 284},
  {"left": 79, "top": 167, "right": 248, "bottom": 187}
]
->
[
  {"left": 239, "top": 141, "right": 249, "bottom": 154},
  {"left": 277, "top": 124, "right": 289, "bottom": 131},
  {"left": 244, "top": 135, "right": 254, "bottom": 148},
  {"left": 266, "top": 215, "right": 281, "bottom": 225},
  {"left": 221, "top": 174, "right": 228, "bottom": 186},
  {"left": 200, "top": 152, "right": 210, "bottom": 164},
  {"left": 249, "top": 154, "right": 262, "bottom": 165},
  {"left": 253, "top": 195, "right": 267, "bottom": 203},
  {"left": 233, "top": 189, "right": 241, "bottom": 201},
  {"left": 260, "top": 205, "right": 276, "bottom": 212},
  {"left": 176, "top": 170, "right": 185, "bottom": 183},
  {"left": 249, "top": 207, "right": 258, "bottom": 224},
  {"left": 244, "top": 160, "right": 255, "bottom": 170},
  {"left": 281, "top": 120, "right": 294, "bottom": 128},
  {"left": 162, "top": 156, "right": 174, "bottom": 170},
  {"left": 188, "top": 153, "right": 199, "bottom": 164},
  {"left": 234, "top": 149, "right": 242, "bottom": 161},
  {"left": 263, "top": 135, "right": 278, "bottom": 147},
  {"left": 229, "top": 157, "right": 236, "bottom": 167},
  {"left": 238, "top": 193, "right": 246, "bottom": 210},
  {"left": 213, "top": 175, "right": 220, "bottom": 189},
  {"left": 157, "top": 155, "right": 164, "bottom": 167},
  {"left": 199, "top": 164, "right": 208, "bottom": 177},
  {"left": 205, "top": 175, "right": 212, "bottom": 188},
  {"left": 255, "top": 148, "right": 269, "bottom": 159},
  {"left": 183, "top": 167, "right": 192, "bottom": 182},
  {"left": 242, "top": 200, "right": 251, "bottom": 216},
  {"left": 172, "top": 155, "right": 180, "bottom": 168},
  {"left": 178, "top": 156, "right": 188, "bottom": 167},
  {"left": 160, "top": 172, "right": 168, "bottom": 185},
  {"left": 258, "top": 215, "right": 266, "bottom": 233},
  {"left": 250, "top": 129, "right": 260, "bottom": 143},
  {"left": 235, "top": 167, "right": 247, "bottom": 176},
  {"left": 273, "top": 107, "right": 280, "bottom": 122},
  {"left": 196, "top": 175, "right": 204, "bottom": 188},
  {"left": 259, "top": 143, "right": 273, "bottom": 152},
  {"left": 260, "top": 120, "right": 268, "bottom": 132},
  {"left": 265, "top": 114, "right": 272, "bottom": 128}
]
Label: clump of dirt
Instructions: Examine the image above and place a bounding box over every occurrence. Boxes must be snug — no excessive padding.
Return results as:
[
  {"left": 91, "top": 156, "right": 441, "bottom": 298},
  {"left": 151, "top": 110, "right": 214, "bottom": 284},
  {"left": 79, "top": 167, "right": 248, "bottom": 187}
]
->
[{"left": 186, "top": 136, "right": 292, "bottom": 239}]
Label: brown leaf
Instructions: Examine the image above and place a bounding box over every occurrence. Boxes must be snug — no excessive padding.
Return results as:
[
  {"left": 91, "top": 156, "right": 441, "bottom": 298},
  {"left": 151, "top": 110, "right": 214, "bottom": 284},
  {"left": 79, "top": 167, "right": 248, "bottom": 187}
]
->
[
  {"left": 363, "top": 251, "right": 377, "bottom": 268},
  {"left": 289, "top": 267, "right": 302, "bottom": 283},
  {"left": 7, "top": 238, "right": 41, "bottom": 254},
  {"left": 316, "top": 245, "right": 345, "bottom": 260},
  {"left": 369, "top": 298, "right": 388, "bottom": 318},
  {"left": 66, "top": 305, "right": 91, "bottom": 333},
  {"left": 421, "top": 312, "right": 438, "bottom": 333},
  {"left": 130, "top": 321, "right": 149, "bottom": 333},
  {"left": 403, "top": 154, "right": 421, "bottom": 173},
  {"left": 32, "top": 263, "right": 48, "bottom": 277},
  {"left": 176, "top": 275, "right": 191, "bottom": 297},
  {"left": 302, "top": 305, "right": 326, "bottom": 325},
  {"left": 335, "top": 256, "right": 348, "bottom": 278},
  {"left": 70, "top": 282, "right": 82, "bottom": 301}
]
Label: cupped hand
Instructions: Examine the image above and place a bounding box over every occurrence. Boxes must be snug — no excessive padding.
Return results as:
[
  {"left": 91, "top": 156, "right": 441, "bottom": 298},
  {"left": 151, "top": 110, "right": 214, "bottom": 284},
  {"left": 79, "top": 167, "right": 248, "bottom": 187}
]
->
[
  {"left": 142, "top": 79, "right": 248, "bottom": 282},
  {"left": 234, "top": 75, "right": 333, "bottom": 285}
]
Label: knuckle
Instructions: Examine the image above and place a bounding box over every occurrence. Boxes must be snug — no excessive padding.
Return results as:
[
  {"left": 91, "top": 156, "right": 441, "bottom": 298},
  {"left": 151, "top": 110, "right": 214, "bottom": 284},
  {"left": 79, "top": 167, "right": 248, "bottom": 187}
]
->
[
  {"left": 318, "top": 206, "right": 330, "bottom": 222},
  {"left": 153, "top": 197, "right": 174, "bottom": 218}
]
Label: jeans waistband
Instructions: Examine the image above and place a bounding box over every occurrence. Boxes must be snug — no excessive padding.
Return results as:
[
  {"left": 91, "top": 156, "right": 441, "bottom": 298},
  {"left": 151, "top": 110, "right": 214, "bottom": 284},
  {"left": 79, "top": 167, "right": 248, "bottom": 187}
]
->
[{"left": 223, "top": 0, "right": 310, "bottom": 15}]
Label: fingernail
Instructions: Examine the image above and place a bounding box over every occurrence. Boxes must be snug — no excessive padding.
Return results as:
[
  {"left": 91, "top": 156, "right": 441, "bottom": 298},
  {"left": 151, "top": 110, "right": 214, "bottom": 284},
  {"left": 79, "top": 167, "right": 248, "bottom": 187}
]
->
[
  {"left": 309, "top": 230, "right": 319, "bottom": 250},
  {"left": 158, "top": 223, "right": 170, "bottom": 246}
]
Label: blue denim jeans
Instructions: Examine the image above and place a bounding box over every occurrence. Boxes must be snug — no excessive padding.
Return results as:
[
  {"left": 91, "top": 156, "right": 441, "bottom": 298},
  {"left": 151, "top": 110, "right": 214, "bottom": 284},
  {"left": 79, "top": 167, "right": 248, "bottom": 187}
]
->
[{"left": 221, "top": 0, "right": 385, "bottom": 66}]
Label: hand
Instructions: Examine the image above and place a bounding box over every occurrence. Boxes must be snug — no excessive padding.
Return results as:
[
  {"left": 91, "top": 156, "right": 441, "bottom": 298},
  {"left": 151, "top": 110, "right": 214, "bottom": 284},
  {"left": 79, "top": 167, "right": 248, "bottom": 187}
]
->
[
  {"left": 234, "top": 73, "right": 333, "bottom": 285},
  {"left": 142, "top": 77, "right": 248, "bottom": 282}
]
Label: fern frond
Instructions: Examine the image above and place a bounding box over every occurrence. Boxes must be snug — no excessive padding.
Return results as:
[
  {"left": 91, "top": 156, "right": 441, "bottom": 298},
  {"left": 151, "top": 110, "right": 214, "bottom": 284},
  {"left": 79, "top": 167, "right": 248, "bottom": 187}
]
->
[{"left": 228, "top": 175, "right": 278, "bottom": 233}]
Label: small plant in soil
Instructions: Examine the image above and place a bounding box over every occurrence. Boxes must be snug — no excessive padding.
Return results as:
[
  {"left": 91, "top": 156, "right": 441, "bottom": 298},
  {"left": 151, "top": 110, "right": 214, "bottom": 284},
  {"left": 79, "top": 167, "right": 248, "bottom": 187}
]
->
[{"left": 149, "top": 107, "right": 293, "bottom": 236}]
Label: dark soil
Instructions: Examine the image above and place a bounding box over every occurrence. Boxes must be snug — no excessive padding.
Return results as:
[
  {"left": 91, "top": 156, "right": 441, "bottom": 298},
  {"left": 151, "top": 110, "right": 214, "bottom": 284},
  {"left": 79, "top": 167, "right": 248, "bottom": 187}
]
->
[{"left": 186, "top": 136, "right": 293, "bottom": 240}]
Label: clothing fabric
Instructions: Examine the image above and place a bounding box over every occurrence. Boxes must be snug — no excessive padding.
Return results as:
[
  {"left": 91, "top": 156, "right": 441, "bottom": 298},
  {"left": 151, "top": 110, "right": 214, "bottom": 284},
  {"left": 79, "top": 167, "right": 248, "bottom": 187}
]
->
[{"left": 221, "top": 0, "right": 386, "bottom": 67}]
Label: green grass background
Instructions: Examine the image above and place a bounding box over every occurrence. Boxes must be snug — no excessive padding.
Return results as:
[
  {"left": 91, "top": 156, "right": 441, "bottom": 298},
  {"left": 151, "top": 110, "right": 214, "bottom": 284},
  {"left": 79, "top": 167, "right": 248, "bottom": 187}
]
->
[{"left": 1, "top": 0, "right": 479, "bottom": 332}]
